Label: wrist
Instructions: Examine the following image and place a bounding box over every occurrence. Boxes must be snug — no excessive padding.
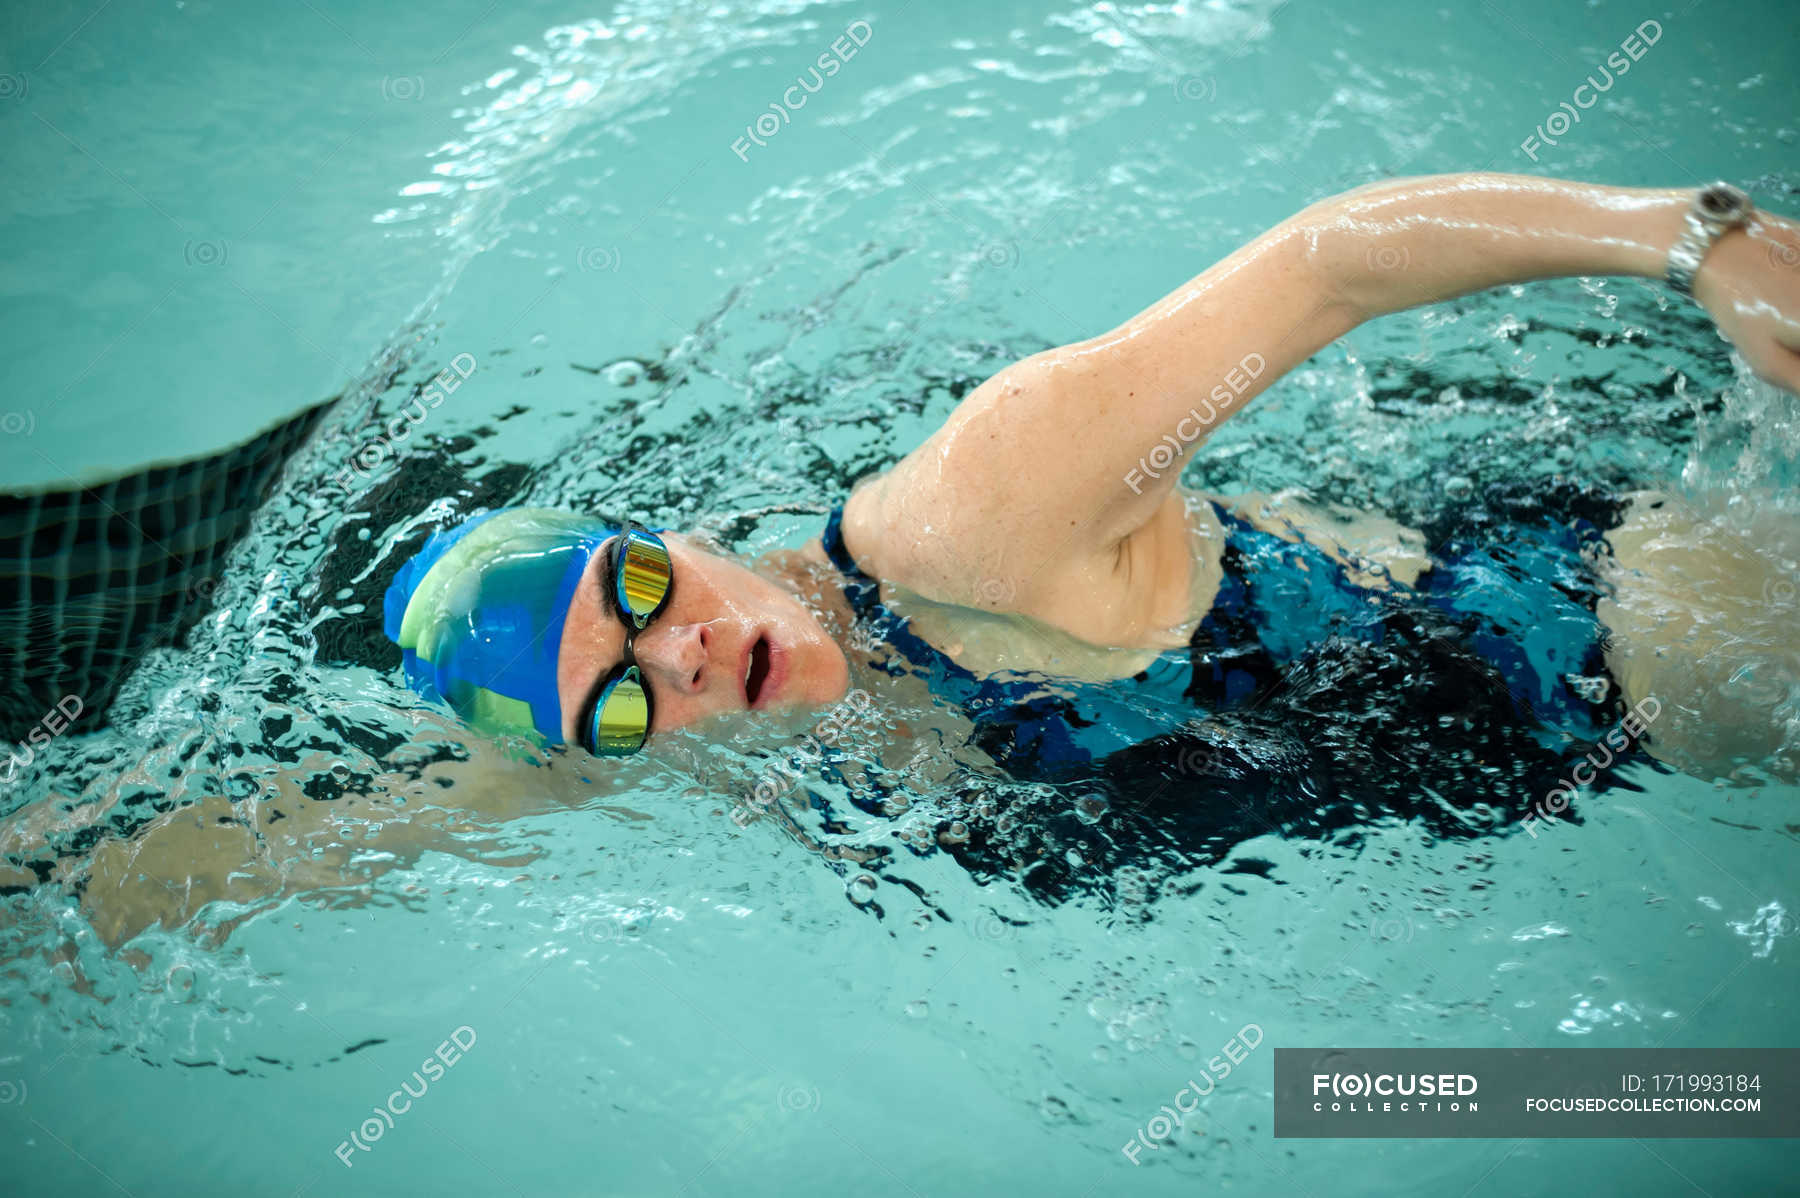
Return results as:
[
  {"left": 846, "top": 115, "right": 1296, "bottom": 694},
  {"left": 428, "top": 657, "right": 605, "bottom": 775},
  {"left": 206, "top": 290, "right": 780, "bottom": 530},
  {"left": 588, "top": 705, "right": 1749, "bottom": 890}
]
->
[
  {"left": 1663, "top": 182, "right": 1756, "bottom": 296},
  {"left": 1617, "top": 191, "right": 1694, "bottom": 281}
]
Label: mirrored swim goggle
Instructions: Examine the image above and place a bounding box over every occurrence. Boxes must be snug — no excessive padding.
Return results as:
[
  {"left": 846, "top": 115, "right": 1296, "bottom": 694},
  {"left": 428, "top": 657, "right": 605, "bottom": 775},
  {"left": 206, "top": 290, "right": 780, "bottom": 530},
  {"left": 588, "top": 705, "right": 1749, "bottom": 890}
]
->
[{"left": 578, "top": 527, "right": 675, "bottom": 757}]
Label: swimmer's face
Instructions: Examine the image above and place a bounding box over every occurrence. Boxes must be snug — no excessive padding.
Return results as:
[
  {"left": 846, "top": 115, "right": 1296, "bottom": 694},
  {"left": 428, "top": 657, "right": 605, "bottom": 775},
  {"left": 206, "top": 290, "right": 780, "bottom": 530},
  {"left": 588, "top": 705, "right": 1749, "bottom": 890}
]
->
[{"left": 555, "top": 534, "right": 850, "bottom": 747}]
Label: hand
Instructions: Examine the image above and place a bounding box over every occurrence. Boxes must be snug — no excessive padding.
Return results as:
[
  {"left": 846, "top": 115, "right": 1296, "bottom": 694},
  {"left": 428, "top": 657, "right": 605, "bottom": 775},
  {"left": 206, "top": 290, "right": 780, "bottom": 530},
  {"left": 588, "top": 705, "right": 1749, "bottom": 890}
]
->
[{"left": 1692, "top": 210, "right": 1800, "bottom": 392}]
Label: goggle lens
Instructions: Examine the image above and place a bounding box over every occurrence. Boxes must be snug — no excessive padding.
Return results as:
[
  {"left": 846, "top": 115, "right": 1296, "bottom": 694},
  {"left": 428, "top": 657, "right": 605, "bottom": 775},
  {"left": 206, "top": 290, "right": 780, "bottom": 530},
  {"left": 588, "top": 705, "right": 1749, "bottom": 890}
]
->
[
  {"left": 614, "top": 530, "right": 672, "bottom": 627},
  {"left": 588, "top": 666, "right": 651, "bottom": 756}
]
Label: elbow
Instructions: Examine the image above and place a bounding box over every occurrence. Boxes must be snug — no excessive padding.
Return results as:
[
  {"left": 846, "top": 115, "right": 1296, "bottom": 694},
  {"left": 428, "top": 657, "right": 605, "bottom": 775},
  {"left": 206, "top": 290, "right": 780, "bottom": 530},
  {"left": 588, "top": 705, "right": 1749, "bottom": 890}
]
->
[{"left": 1286, "top": 211, "right": 1379, "bottom": 328}]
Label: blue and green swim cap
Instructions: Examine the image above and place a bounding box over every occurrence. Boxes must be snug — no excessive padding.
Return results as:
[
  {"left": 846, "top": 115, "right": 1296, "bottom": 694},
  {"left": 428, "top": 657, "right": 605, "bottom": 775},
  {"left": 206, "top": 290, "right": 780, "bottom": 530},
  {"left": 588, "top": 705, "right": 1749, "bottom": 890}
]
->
[{"left": 383, "top": 508, "right": 617, "bottom": 743}]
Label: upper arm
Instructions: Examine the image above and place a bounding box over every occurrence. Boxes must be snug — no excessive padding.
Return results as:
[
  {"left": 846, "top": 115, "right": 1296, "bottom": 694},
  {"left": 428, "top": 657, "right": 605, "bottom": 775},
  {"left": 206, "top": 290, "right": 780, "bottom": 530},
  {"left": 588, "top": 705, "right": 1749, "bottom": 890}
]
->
[{"left": 846, "top": 214, "right": 1359, "bottom": 615}]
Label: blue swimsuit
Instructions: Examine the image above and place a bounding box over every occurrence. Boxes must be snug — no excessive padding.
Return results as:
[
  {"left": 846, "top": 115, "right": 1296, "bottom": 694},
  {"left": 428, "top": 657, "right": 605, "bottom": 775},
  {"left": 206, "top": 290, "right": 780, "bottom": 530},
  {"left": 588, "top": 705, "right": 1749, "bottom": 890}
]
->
[{"left": 821, "top": 497, "right": 1617, "bottom": 780}]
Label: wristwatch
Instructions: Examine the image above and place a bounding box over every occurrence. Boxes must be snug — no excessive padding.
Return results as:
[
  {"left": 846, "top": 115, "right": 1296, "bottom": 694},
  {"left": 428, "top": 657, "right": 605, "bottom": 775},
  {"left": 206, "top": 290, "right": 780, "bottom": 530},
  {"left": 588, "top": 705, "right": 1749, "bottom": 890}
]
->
[{"left": 1665, "top": 182, "right": 1753, "bottom": 296}]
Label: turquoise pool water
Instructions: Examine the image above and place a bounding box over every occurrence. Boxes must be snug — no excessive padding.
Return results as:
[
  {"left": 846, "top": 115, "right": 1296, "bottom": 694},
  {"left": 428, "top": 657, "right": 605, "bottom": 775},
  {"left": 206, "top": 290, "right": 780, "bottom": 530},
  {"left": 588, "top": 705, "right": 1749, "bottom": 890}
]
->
[{"left": 3, "top": 0, "right": 1798, "bottom": 1194}]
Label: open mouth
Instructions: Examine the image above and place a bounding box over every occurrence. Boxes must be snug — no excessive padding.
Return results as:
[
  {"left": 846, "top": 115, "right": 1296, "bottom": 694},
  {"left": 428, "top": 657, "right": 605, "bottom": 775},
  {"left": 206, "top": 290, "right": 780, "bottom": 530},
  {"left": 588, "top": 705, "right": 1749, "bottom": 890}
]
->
[{"left": 744, "top": 634, "right": 773, "bottom": 708}]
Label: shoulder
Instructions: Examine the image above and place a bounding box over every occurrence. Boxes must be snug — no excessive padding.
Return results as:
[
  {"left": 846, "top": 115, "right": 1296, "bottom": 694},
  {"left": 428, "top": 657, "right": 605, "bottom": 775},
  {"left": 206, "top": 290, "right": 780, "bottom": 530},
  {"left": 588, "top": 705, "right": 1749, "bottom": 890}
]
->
[{"left": 840, "top": 468, "right": 1206, "bottom": 648}]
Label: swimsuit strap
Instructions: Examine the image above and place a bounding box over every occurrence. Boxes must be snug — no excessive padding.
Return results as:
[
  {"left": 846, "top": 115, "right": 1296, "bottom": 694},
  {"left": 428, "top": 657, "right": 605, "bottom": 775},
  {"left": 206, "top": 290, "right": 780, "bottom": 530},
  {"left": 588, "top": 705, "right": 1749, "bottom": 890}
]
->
[
  {"left": 821, "top": 503, "right": 885, "bottom": 623},
  {"left": 820, "top": 502, "right": 946, "bottom": 670},
  {"left": 820, "top": 503, "right": 861, "bottom": 576},
  {"left": 819, "top": 501, "right": 1089, "bottom": 774}
]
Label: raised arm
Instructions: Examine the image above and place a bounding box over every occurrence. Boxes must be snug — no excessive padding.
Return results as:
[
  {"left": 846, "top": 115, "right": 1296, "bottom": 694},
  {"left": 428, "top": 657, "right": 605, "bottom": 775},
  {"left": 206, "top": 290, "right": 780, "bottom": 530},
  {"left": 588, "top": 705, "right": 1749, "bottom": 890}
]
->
[{"left": 843, "top": 173, "right": 1800, "bottom": 641}]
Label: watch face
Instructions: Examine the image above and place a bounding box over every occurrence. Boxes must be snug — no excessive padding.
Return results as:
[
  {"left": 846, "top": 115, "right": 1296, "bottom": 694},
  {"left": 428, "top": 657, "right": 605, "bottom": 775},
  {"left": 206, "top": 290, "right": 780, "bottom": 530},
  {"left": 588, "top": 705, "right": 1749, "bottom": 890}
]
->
[{"left": 1698, "top": 184, "right": 1751, "bottom": 223}]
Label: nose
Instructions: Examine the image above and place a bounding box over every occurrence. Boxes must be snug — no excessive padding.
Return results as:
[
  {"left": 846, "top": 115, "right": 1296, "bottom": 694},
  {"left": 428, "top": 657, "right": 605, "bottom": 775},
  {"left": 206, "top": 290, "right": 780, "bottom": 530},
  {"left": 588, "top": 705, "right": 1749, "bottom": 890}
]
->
[{"left": 634, "top": 622, "right": 711, "bottom": 695}]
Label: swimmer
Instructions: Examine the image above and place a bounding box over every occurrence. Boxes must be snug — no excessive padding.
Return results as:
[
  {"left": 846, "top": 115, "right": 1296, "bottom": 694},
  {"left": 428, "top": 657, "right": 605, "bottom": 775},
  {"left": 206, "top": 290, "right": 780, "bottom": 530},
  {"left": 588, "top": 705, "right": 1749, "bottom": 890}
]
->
[
  {"left": 9, "top": 172, "right": 1799, "bottom": 942},
  {"left": 389, "top": 173, "right": 1799, "bottom": 781}
]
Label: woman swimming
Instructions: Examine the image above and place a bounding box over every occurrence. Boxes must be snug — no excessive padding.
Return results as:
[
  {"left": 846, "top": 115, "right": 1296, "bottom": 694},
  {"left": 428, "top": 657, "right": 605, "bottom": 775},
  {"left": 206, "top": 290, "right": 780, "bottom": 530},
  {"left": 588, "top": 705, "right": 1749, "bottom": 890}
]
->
[
  {"left": 9, "top": 171, "right": 1796, "bottom": 938},
  {"left": 387, "top": 173, "right": 1799, "bottom": 785}
]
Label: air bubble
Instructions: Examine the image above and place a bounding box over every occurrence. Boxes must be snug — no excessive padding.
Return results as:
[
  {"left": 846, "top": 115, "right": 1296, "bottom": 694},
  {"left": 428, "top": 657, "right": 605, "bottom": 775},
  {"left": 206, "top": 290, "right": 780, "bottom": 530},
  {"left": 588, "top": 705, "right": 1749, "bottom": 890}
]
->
[{"left": 847, "top": 874, "right": 878, "bottom": 906}]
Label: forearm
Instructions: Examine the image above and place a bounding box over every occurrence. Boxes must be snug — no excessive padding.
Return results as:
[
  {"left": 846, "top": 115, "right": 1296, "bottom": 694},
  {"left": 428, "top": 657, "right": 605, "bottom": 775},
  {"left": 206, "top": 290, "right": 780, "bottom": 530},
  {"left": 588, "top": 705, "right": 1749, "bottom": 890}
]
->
[
  {"left": 1298, "top": 172, "right": 1692, "bottom": 321},
  {"left": 881, "top": 170, "right": 1792, "bottom": 593}
]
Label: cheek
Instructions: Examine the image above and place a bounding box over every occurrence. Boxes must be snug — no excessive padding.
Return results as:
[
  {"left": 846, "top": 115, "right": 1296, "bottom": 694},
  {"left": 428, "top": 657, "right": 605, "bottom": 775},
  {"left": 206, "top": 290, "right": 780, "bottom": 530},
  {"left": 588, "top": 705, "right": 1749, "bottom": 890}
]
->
[{"left": 795, "top": 622, "right": 850, "bottom": 701}]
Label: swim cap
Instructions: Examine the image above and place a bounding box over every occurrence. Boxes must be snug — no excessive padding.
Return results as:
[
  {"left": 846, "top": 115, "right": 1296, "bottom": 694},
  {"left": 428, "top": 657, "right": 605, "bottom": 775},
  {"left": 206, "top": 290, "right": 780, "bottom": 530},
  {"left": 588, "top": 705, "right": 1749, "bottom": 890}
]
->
[{"left": 383, "top": 508, "right": 617, "bottom": 743}]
